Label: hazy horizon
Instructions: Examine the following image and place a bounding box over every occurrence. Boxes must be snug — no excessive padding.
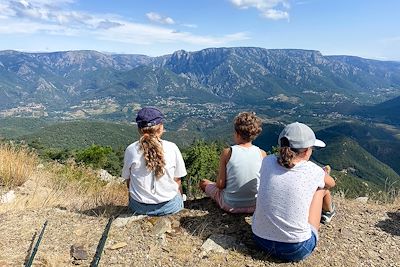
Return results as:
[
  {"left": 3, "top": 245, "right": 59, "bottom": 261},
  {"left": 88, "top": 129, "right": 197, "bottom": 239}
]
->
[
  {"left": 0, "top": 0, "right": 399, "bottom": 61},
  {"left": 2, "top": 47, "right": 400, "bottom": 62}
]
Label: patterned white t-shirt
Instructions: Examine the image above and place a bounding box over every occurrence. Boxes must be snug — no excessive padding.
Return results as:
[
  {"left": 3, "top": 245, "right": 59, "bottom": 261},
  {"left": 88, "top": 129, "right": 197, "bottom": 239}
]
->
[
  {"left": 252, "top": 155, "right": 325, "bottom": 243},
  {"left": 122, "top": 140, "right": 187, "bottom": 204}
]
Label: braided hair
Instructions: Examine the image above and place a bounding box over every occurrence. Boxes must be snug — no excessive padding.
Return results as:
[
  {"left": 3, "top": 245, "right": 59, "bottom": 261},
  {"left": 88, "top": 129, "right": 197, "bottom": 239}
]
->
[{"left": 138, "top": 124, "right": 165, "bottom": 178}]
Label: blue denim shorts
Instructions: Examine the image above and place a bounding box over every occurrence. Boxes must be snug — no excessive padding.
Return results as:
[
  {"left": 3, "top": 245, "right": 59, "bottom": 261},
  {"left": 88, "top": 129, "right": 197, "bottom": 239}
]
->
[
  {"left": 253, "top": 226, "right": 318, "bottom": 262},
  {"left": 128, "top": 193, "right": 183, "bottom": 216}
]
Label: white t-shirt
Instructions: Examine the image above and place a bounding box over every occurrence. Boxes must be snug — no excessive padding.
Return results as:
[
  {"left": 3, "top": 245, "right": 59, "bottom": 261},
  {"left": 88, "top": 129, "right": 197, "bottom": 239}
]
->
[
  {"left": 252, "top": 155, "right": 325, "bottom": 243},
  {"left": 122, "top": 140, "right": 187, "bottom": 204}
]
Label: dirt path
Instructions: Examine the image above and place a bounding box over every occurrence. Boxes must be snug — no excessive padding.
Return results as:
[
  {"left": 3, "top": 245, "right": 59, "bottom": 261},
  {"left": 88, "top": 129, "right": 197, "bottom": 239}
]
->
[{"left": 1, "top": 197, "right": 399, "bottom": 267}]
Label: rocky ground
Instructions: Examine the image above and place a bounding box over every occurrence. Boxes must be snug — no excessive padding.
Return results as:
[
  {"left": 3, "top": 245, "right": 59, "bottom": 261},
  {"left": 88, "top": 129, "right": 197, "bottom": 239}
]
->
[{"left": 0, "top": 194, "right": 399, "bottom": 267}]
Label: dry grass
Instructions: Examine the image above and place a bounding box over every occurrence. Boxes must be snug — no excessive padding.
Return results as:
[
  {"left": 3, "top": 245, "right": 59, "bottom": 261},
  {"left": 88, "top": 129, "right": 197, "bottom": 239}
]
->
[
  {"left": 45, "top": 160, "right": 128, "bottom": 211},
  {"left": 0, "top": 147, "right": 127, "bottom": 215},
  {"left": 0, "top": 144, "right": 38, "bottom": 188}
]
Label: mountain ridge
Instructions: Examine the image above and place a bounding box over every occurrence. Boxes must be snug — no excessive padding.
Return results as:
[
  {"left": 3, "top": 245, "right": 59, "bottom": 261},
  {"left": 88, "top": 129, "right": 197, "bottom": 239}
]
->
[{"left": 1, "top": 47, "right": 399, "bottom": 112}]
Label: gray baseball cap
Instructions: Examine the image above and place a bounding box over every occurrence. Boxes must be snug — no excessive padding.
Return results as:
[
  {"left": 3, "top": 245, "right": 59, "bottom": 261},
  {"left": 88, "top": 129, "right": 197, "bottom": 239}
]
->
[{"left": 278, "top": 122, "right": 326, "bottom": 149}]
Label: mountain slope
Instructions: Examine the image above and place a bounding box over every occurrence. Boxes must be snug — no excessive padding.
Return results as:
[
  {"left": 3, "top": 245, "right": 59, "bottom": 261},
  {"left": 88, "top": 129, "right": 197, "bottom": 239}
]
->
[
  {"left": 315, "top": 121, "right": 400, "bottom": 175},
  {"left": 164, "top": 48, "right": 400, "bottom": 104},
  {"left": 1, "top": 48, "right": 400, "bottom": 112},
  {"left": 0, "top": 50, "right": 157, "bottom": 108},
  {"left": 355, "top": 96, "right": 400, "bottom": 125},
  {"left": 312, "top": 135, "right": 400, "bottom": 188}
]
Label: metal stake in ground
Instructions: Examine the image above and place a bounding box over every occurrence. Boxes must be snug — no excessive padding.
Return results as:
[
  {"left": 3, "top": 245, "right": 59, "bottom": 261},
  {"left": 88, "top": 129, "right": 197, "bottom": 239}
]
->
[
  {"left": 25, "top": 220, "right": 48, "bottom": 267},
  {"left": 90, "top": 217, "right": 114, "bottom": 267}
]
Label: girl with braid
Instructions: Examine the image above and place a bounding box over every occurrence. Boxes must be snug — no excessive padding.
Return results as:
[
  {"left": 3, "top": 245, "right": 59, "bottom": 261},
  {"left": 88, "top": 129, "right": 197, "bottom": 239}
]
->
[{"left": 122, "top": 107, "right": 187, "bottom": 216}]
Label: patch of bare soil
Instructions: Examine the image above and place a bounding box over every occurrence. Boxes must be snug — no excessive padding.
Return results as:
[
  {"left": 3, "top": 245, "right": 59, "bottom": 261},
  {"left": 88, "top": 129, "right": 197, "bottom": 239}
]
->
[{"left": 1, "top": 197, "right": 399, "bottom": 266}]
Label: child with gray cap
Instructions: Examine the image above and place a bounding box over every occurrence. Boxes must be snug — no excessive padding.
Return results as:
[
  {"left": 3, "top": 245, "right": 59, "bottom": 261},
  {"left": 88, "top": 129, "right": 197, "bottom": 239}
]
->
[
  {"left": 252, "top": 122, "right": 335, "bottom": 262},
  {"left": 122, "top": 107, "right": 187, "bottom": 216}
]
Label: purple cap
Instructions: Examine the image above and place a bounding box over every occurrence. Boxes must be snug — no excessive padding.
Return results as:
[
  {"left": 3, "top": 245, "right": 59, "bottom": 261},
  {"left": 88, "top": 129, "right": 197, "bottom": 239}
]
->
[{"left": 136, "top": 107, "right": 164, "bottom": 128}]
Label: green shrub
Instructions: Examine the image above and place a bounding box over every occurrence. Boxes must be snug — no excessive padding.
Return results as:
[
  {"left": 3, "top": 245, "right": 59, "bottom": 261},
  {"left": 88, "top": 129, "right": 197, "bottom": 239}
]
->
[
  {"left": 75, "top": 144, "right": 122, "bottom": 176},
  {"left": 182, "top": 140, "right": 223, "bottom": 198}
]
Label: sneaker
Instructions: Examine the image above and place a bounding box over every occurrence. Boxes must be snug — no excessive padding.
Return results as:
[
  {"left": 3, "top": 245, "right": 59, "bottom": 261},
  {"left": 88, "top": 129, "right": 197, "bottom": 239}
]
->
[{"left": 321, "top": 202, "right": 336, "bottom": 224}]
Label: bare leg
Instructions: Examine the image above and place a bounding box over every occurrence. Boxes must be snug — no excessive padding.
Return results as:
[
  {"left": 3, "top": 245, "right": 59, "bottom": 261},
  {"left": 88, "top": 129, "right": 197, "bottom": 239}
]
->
[
  {"left": 308, "top": 189, "right": 333, "bottom": 230},
  {"left": 322, "top": 190, "right": 333, "bottom": 212},
  {"left": 199, "top": 179, "right": 213, "bottom": 192}
]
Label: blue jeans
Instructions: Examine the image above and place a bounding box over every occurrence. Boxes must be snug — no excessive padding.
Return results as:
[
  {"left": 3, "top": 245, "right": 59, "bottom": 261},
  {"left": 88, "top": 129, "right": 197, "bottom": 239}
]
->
[
  {"left": 128, "top": 194, "right": 183, "bottom": 216},
  {"left": 253, "top": 227, "right": 318, "bottom": 262}
]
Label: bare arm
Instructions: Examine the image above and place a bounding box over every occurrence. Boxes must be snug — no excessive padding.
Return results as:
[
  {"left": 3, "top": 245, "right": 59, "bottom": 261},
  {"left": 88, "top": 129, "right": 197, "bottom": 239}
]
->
[
  {"left": 260, "top": 149, "right": 267, "bottom": 158},
  {"left": 324, "top": 174, "right": 335, "bottom": 189},
  {"left": 323, "top": 166, "right": 336, "bottom": 189},
  {"left": 174, "top": 177, "right": 183, "bottom": 194},
  {"left": 216, "top": 148, "right": 231, "bottom": 189}
]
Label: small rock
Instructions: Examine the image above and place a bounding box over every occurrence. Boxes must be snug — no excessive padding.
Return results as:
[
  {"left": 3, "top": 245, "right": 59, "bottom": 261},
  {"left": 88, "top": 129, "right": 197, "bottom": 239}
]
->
[
  {"left": 355, "top": 197, "right": 368, "bottom": 203},
  {"left": 109, "top": 242, "right": 128, "bottom": 250},
  {"left": 380, "top": 213, "right": 390, "bottom": 221},
  {"left": 152, "top": 218, "right": 172, "bottom": 236},
  {"left": 74, "top": 229, "right": 84, "bottom": 236},
  {"left": 0, "top": 190, "right": 16, "bottom": 204},
  {"left": 70, "top": 245, "right": 88, "bottom": 260},
  {"left": 171, "top": 219, "right": 180, "bottom": 228},
  {"left": 201, "top": 234, "right": 239, "bottom": 253},
  {"left": 367, "top": 249, "right": 378, "bottom": 258},
  {"left": 114, "top": 214, "right": 147, "bottom": 228},
  {"left": 157, "top": 234, "right": 168, "bottom": 246},
  {"left": 36, "top": 164, "right": 45, "bottom": 170},
  {"left": 339, "top": 227, "right": 354, "bottom": 239},
  {"left": 98, "top": 169, "right": 115, "bottom": 182},
  {"left": 147, "top": 217, "right": 159, "bottom": 225}
]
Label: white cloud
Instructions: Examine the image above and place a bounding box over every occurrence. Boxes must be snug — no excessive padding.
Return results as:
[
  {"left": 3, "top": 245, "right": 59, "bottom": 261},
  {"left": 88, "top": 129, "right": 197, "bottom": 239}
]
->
[
  {"left": 230, "top": 0, "right": 290, "bottom": 20},
  {"left": 182, "top": 23, "right": 198, "bottom": 28},
  {"left": 261, "top": 8, "right": 289, "bottom": 20},
  {"left": 0, "top": 20, "right": 66, "bottom": 34},
  {"left": 146, "top": 12, "right": 175, "bottom": 25},
  {"left": 0, "top": 0, "right": 249, "bottom": 50},
  {"left": 96, "top": 21, "right": 249, "bottom": 46},
  {"left": 3, "top": 0, "right": 92, "bottom": 26},
  {"left": 97, "top": 20, "right": 123, "bottom": 30}
]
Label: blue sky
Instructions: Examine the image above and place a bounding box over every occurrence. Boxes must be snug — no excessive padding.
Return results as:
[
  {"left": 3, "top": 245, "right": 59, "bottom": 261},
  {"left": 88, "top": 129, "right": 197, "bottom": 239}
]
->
[{"left": 0, "top": 0, "right": 399, "bottom": 60}]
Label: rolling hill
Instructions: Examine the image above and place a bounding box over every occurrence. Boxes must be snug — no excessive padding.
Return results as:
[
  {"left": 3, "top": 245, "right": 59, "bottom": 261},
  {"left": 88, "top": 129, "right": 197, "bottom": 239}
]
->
[
  {"left": 2, "top": 117, "right": 397, "bottom": 193},
  {"left": 355, "top": 96, "right": 400, "bottom": 125},
  {"left": 312, "top": 135, "right": 400, "bottom": 189},
  {"left": 315, "top": 121, "right": 400, "bottom": 175}
]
